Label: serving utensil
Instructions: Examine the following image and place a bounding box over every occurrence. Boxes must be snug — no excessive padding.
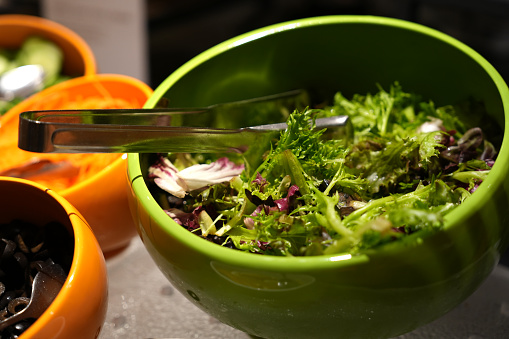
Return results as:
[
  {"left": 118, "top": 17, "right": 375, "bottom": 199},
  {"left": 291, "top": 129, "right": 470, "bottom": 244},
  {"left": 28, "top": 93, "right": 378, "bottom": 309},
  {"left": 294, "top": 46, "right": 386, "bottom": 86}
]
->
[
  {"left": 0, "top": 263, "right": 66, "bottom": 331},
  {"left": 18, "top": 90, "right": 352, "bottom": 154},
  {"left": 0, "top": 65, "right": 45, "bottom": 101}
]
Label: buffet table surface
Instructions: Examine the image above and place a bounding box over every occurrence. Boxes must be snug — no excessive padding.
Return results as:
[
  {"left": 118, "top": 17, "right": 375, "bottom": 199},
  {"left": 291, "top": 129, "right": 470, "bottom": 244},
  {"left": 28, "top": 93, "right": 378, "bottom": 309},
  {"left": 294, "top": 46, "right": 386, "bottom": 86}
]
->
[{"left": 99, "top": 236, "right": 509, "bottom": 339}]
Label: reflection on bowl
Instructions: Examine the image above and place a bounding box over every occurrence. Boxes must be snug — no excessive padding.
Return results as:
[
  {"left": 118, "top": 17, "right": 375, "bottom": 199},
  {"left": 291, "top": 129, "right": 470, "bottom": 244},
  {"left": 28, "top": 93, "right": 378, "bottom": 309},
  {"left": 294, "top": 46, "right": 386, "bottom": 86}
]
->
[
  {"left": 0, "top": 74, "right": 153, "bottom": 254},
  {"left": 127, "top": 16, "right": 509, "bottom": 339},
  {"left": 0, "top": 177, "right": 107, "bottom": 339}
]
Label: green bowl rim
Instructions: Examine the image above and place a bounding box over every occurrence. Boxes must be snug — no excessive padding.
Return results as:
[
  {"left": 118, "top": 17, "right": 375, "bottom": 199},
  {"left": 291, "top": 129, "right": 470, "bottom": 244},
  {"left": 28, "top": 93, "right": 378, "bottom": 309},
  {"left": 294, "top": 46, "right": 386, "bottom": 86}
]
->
[{"left": 129, "top": 15, "right": 509, "bottom": 271}]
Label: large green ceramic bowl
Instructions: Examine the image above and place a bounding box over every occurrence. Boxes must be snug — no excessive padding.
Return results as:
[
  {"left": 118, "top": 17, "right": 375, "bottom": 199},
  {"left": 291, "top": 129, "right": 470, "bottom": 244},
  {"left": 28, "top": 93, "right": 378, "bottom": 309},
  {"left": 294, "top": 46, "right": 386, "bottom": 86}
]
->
[{"left": 127, "top": 16, "right": 509, "bottom": 339}]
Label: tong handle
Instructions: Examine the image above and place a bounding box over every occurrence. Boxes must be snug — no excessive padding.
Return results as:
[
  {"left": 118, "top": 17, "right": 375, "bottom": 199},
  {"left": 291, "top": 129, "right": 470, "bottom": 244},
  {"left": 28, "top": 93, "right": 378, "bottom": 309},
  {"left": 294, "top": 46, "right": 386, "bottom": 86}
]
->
[
  {"left": 19, "top": 109, "right": 350, "bottom": 153},
  {"left": 17, "top": 89, "right": 352, "bottom": 153}
]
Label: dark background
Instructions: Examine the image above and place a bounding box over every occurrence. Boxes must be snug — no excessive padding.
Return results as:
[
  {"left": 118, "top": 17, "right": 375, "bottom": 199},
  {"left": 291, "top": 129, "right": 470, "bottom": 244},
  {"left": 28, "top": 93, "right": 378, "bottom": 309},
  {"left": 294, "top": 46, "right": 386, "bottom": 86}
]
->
[
  {"left": 4, "top": 0, "right": 509, "bottom": 88},
  {"left": 3, "top": 0, "right": 509, "bottom": 265},
  {"left": 148, "top": 0, "right": 509, "bottom": 89}
]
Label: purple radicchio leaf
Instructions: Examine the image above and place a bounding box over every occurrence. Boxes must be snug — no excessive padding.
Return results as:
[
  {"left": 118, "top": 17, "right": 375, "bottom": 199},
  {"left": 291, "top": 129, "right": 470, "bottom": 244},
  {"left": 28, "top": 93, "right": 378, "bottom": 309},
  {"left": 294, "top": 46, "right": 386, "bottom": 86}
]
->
[
  {"left": 244, "top": 205, "right": 265, "bottom": 229},
  {"left": 149, "top": 156, "right": 244, "bottom": 198},
  {"left": 274, "top": 185, "right": 300, "bottom": 212},
  {"left": 177, "top": 157, "right": 244, "bottom": 190},
  {"left": 149, "top": 156, "right": 188, "bottom": 198},
  {"left": 243, "top": 185, "right": 300, "bottom": 228},
  {"left": 440, "top": 127, "right": 484, "bottom": 164},
  {"left": 251, "top": 172, "right": 268, "bottom": 190},
  {"left": 165, "top": 208, "right": 193, "bottom": 226}
]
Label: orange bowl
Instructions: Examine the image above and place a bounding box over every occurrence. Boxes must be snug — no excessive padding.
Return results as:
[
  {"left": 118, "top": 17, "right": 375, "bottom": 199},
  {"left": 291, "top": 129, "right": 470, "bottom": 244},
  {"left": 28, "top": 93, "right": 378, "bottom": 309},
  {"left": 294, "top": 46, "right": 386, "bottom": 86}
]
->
[
  {"left": 0, "top": 177, "right": 107, "bottom": 339},
  {"left": 0, "top": 74, "right": 153, "bottom": 254},
  {"left": 0, "top": 14, "right": 96, "bottom": 77}
]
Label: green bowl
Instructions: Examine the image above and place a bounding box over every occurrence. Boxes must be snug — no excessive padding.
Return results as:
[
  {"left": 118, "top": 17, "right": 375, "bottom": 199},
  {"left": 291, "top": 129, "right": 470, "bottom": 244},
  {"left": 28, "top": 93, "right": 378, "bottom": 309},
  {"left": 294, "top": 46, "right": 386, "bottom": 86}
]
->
[{"left": 127, "top": 16, "right": 509, "bottom": 339}]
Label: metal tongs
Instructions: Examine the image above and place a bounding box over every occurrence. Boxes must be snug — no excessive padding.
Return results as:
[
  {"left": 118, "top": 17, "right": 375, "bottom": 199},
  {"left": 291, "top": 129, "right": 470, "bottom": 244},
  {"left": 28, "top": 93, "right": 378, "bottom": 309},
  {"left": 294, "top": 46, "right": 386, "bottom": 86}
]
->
[{"left": 18, "top": 90, "right": 352, "bottom": 154}]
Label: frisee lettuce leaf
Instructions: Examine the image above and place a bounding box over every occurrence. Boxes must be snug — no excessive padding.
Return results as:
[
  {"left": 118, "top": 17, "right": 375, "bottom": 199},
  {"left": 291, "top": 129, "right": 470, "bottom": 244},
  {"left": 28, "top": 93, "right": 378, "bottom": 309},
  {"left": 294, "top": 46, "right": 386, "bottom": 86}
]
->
[{"left": 149, "top": 83, "right": 497, "bottom": 256}]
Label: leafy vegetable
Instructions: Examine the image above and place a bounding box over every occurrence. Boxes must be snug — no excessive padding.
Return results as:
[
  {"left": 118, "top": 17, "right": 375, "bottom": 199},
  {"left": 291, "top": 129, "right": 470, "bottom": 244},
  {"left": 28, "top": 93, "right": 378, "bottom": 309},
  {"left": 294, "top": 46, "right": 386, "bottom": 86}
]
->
[
  {"left": 0, "top": 36, "right": 69, "bottom": 115},
  {"left": 15, "top": 36, "right": 65, "bottom": 86},
  {"left": 149, "top": 83, "right": 497, "bottom": 256}
]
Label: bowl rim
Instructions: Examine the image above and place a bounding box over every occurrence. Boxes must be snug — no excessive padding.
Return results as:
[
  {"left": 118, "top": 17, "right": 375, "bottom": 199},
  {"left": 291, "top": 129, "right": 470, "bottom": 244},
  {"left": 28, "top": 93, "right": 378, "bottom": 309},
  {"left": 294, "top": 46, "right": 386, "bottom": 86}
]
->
[
  {"left": 52, "top": 74, "right": 153, "bottom": 196},
  {"left": 128, "top": 15, "right": 509, "bottom": 270},
  {"left": 0, "top": 73, "right": 153, "bottom": 197}
]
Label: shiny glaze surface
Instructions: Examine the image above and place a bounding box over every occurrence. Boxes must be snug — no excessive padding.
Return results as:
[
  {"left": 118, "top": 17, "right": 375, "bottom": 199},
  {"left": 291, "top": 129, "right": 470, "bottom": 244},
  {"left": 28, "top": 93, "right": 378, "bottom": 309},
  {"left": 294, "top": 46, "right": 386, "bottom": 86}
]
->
[
  {"left": 0, "top": 178, "right": 107, "bottom": 339},
  {"left": 128, "top": 16, "right": 509, "bottom": 339},
  {"left": 1, "top": 74, "right": 153, "bottom": 254}
]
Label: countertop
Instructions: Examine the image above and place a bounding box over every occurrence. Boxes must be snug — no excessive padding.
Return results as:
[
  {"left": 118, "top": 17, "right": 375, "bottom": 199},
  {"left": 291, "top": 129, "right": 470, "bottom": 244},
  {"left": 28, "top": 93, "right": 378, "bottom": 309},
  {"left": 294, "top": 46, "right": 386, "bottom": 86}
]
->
[{"left": 99, "top": 237, "right": 509, "bottom": 339}]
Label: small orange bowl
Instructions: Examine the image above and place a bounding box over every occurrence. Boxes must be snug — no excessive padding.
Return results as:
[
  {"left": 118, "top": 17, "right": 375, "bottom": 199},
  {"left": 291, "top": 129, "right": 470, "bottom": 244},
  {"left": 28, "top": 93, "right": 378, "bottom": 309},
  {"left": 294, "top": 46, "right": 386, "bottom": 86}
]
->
[
  {"left": 0, "top": 74, "right": 153, "bottom": 254},
  {"left": 0, "top": 14, "right": 96, "bottom": 77},
  {"left": 0, "top": 177, "right": 107, "bottom": 339}
]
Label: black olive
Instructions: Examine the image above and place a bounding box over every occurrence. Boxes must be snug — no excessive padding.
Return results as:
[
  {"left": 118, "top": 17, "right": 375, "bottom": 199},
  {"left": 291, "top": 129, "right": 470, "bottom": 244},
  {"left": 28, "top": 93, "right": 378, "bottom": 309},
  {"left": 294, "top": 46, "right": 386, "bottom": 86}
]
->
[
  {"left": 12, "top": 253, "right": 27, "bottom": 270},
  {"left": 0, "top": 291, "right": 16, "bottom": 310},
  {"left": 1, "top": 240, "right": 16, "bottom": 260},
  {"left": 0, "top": 219, "right": 72, "bottom": 337},
  {"left": 30, "top": 249, "right": 50, "bottom": 262},
  {"left": 10, "top": 319, "right": 35, "bottom": 336}
]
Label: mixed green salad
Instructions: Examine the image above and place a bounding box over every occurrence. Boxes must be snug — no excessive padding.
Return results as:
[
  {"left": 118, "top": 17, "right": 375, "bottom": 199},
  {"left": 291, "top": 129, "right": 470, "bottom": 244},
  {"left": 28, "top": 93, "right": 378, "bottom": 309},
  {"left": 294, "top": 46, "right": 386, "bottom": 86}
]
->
[
  {"left": 148, "top": 83, "right": 498, "bottom": 256},
  {"left": 0, "top": 36, "right": 68, "bottom": 115}
]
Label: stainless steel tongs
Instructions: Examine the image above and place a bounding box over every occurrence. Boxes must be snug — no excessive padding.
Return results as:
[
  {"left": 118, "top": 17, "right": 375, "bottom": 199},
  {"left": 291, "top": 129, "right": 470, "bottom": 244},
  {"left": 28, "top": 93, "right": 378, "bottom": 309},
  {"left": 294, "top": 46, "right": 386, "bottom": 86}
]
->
[{"left": 18, "top": 90, "right": 352, "bottom": 154}]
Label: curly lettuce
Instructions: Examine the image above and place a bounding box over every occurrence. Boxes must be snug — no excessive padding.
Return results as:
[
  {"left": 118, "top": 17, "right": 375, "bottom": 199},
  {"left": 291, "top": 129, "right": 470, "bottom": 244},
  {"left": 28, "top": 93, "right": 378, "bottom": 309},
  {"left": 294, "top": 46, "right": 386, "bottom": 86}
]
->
[{"left": 148, "top": 83, "right": 497, "bottom": 256}]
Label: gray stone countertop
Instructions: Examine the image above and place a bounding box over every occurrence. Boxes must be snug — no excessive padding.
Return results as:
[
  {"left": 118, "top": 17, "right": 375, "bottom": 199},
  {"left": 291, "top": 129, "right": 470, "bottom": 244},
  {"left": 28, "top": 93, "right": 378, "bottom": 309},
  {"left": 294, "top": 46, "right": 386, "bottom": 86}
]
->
[{"left": 99, "top": 237, "right": 509, "bottom": 339}]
